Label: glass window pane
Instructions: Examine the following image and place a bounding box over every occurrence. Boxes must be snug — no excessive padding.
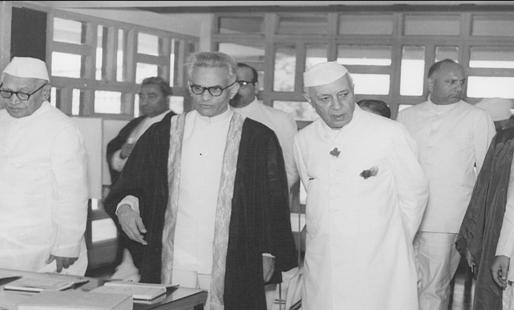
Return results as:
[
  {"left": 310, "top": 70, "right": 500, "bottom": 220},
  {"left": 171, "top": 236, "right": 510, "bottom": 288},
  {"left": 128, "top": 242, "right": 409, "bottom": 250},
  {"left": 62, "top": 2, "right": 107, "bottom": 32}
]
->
[
  {"left": 435, "top": 46, "right": 459, "bottom": 63},
  {"left": 94, "top": 91, "right": 122, "bottom": 114},
  {"left": 352, "top": 74, "right": 390, "bottom": 95},
  {"left": 91, "top": 218, "right": 117, "bottom": 243},
  {"left": 219, "top": 16, "right": 264, "bottom": 34},
  {"left": 473, "top": 16, "right": 514, "bottom": 37},
  {"left": 467, "top": 76, "right": 514, "bottom": 99},
  {"left": 136, "top": 63, "right": 158, "bottom": 84},
  {"left": 400, "top": 46, "right": 425, "bottom": 96},
  {"left": 273, "top": 101, "right": 318, "bottom": 122},
  {"left": 170, "top": 96, "right": 184, "bottom": 114},
  {"left": 72, "top": 89, "right": 80, "bottom": 116},
  {"left": 404, "top": 15, "right": 460, "bottom": 36},
  {"left": 219, "top": 42, "right": 265, "bottom": 90},
  {"left": 306, "top": 45, "right": 327, "bottom": 71},
  {"left": 50, "top": 87, "right": 57, "bottom": 108},
  {"left": 134, "top": 94, "right": 140, "bottom": 117},
  {"left": 96, "top": 26, "right": 104, "bottom": 80},
  {"left": 339, "top": 14, "right": 393, "bottom": 35},
  {"left": 470, "top": 47, "right": 514, "bottom": 69},
  {"left": 278, "top": 14, "right": 327, "bottom": 35},
  {"left": 137, "top": 32, "right": 159, "bottom": 56},
  {"left": 53, "top": 17, "right": 83, "bottom": 44},
  {"left": 274, "top": 46, "right": 296, "bottom": 92},
  {"left": 117, "top": 29, "right": 125, "bottom": 81},
  {"left": 170, "top": 39, "right": 176, "bottom": 86},
  {"left": 91, "top": 198, "right": 99, "bottom": 211},
  {"left": 51, "top": 52, "right": 82, "bottom": 78},
  {"left": 337, "top": 45, "right": 391, "bottom": 66}
]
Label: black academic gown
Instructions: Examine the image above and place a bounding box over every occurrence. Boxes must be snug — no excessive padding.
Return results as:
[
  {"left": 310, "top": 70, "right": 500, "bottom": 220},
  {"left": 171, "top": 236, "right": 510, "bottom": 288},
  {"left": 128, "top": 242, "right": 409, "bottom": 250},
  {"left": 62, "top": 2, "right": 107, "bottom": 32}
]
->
[
  {"left": 457, "top": 127, "right": 514, "bottom": 310},
  {"left": 106, "top": 111, "right": 176, "bottom": 185},
  {"left": 104, "top": 115, "right": 298, "bottom": 310}
]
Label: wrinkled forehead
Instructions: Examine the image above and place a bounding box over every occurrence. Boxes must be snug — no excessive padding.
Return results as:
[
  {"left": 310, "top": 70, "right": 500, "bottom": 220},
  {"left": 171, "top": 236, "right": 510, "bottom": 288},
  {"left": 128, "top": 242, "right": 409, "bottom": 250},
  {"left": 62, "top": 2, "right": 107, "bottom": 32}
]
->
[
  {"left": 191, "top": 66, "right": 232, "bottom": 85},
  {"left": 308, "top": 74, "right": 353, "bottom": 96},
  {"left": 1, "top": 73, "right": 44, "bottom": 89}
]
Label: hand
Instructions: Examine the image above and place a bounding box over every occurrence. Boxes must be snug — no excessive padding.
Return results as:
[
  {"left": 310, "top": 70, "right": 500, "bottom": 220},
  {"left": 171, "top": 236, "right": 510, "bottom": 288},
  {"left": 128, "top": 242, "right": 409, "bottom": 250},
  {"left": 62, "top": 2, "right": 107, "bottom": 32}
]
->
[
  {"left": 262, "top": 255, "right": 275, "bottom": 282},
  {"left": 46, "top": 255, "right": 78, "bottom": 273},
  {"left": 491, "top": 255, "right": 510, "bottom": 289},
  {"left": 117, "top": 204, "right": 147, "bottom": 245},
  {"left": 120, "top": 143, "right": 135, "bottom": 159},
  {"left": 465, "top": 249, "right": 476, "bottom": 271}
]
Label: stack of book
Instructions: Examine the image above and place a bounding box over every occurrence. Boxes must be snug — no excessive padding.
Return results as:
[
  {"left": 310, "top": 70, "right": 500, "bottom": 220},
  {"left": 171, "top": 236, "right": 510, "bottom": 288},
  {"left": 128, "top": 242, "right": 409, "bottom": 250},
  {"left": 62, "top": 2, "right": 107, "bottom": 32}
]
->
[{"left": 91, "top": 281, "right": 173, "bottom": 303}]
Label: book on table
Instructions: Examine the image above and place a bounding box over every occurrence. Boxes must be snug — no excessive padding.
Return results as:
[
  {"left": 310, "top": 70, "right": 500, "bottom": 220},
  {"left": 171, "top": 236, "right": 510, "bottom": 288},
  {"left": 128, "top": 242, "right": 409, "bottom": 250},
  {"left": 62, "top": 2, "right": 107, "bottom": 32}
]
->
[
  {"left": 3, "top": 275, "right": 88, "bottom": 293},
  {"left": 90, "top": 281, "right": 174, "bottom": 301}
]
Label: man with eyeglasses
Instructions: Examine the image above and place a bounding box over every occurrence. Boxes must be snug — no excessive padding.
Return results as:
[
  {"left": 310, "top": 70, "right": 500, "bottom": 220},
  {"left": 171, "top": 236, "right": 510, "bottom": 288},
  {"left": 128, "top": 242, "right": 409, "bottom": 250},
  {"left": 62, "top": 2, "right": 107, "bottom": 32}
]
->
[
  {"left": 104, "top": 51, "right": 297, "bottom": 310},
  {"left": 397, "top": 59, "right": 496, "bottom": 310},
  {"left": 106, "top": 76, "right": 175, "bottom": 282},
  {"left": 0, "top": 57, "right": 89, "bottom": 275}
]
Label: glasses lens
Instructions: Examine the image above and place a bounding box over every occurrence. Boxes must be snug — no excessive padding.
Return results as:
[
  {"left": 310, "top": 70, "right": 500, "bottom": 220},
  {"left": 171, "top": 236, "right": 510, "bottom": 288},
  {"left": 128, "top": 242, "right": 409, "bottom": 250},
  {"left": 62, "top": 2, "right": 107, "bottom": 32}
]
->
[
  {"left": 190, "top": 85, "right": 204, "bottom": 95},
  {"left": 0, "top": 90, "right": 12, "bottom": 99},
  {"left": 17, "top": 93, "right": 30, "bottom": 101},
  {"left": 208, "top": 87, "right": 223, "bottom": 97}
]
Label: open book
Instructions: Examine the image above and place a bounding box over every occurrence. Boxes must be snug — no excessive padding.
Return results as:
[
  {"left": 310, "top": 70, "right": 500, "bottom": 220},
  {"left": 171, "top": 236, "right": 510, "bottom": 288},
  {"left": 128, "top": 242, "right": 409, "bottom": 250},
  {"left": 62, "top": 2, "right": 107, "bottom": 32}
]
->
[{"left": 91, "top": 281, "right": 176, "bottom": 301}]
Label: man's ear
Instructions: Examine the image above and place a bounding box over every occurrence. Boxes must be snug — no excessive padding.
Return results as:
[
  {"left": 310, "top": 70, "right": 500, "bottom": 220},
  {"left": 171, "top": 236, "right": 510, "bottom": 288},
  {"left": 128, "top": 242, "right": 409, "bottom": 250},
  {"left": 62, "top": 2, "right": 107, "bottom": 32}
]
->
[
  {"left": 228, "top": 81, "right": 240, "bottom": 99},
  {"left": 427, "top": 77, "right": 434, "bottom": 93},
  {"left": 41, "top": 84, "right": 51, "bottom": 101}
]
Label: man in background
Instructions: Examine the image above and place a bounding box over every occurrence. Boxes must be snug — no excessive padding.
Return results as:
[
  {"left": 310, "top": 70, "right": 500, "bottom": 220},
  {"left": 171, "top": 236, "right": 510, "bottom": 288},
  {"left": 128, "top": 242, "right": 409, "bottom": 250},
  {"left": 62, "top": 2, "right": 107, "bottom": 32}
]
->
[
  {"left": 297, "top": 61, "right": 428, "bottom": 310},
  {"left": 104, "top": 51, "right": 297, "bottom": 310},
  {"left": 0, "top": 57, "right": 89, "bottom": 275},
  {"left": 398, "top": 58, "right": 496, "bottom": 310},
  {"left": 230, "top": 63, "right": 298, "bottom": 191},
  {"left": 357, "top": 98, "right": 391, "bottom": 118},
  {"left": 106, "top": 76, "right": 175, "bottom": 281}
]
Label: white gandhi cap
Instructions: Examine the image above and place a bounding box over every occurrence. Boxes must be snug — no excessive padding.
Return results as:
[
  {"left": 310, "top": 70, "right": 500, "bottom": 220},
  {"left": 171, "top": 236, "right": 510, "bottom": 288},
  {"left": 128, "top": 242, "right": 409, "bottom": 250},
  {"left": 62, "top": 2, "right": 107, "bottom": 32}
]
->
[
  {"left": 303, "top": 61, "right": 349, "bottom": 88},
  {"left": 2, "top": 57, "right": 49, "bottom": 81},
  {"left": 476, "top": 98, "right": 513, "bottom": 121}
]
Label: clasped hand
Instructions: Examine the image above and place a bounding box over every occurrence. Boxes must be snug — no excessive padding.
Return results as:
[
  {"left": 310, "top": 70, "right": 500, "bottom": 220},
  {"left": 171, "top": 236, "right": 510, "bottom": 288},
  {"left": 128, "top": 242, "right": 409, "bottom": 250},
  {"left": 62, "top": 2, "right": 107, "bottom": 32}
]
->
[
  {"left": 117, "top": 204, "right": 147, "bottom": 245},
  {"left": 491, "top": 255, "right": 510, "bottom": 289}
]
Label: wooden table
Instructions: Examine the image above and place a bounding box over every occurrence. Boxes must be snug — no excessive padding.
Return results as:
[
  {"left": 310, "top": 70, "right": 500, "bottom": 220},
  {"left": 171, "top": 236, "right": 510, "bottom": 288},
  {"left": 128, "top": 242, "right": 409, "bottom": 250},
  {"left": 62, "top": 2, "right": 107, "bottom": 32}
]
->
[{"left": 0, "top": 268, "right": 207, "bottom": 310}]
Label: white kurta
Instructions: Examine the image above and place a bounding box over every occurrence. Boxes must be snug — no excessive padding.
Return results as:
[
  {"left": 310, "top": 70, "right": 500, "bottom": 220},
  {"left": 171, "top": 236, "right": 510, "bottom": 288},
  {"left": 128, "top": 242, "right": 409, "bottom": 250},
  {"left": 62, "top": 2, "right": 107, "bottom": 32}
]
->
[
  {"left": 398, "top": 100, "right": 495, "bottom": 233},
  {"left": 0, "top": 102, "right": 89, "bottom": 274},
  {"left": 234, "top": 99, "right": 298, "bottom": 188},
  {"left": 294, "top": 107, "right": 428, "bottom": 310}
]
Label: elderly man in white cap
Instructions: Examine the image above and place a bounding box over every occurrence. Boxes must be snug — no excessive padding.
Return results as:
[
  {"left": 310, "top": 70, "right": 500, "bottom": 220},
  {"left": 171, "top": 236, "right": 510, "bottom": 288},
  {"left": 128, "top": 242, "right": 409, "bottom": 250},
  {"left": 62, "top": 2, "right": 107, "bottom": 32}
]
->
[
  {"left": 398, "top": 59, "right": 496, "bottom": 310},
  {"left": 476, "top": 98, "right": 514, "bottom": 132},
  {"left": 0, "top": 57, "right": 89, "bottom": 275},
  {"left": 295, "top": 61, "right": 428, "bottom": 310}
]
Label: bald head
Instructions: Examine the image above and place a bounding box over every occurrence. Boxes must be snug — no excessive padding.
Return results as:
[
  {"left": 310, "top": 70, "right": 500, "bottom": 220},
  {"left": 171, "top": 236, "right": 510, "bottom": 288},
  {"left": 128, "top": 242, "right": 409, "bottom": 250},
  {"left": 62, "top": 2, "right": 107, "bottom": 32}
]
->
[{"left": 427, "top": 59, "right": 466, "bottom": 105}]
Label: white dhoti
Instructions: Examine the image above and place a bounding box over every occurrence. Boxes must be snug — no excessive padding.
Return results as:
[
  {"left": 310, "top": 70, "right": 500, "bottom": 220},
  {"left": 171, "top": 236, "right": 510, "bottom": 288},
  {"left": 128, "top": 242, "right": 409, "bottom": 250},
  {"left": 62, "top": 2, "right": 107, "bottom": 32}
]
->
[{"left": 414, "top": 232, "right": 461, "bottom": 310}]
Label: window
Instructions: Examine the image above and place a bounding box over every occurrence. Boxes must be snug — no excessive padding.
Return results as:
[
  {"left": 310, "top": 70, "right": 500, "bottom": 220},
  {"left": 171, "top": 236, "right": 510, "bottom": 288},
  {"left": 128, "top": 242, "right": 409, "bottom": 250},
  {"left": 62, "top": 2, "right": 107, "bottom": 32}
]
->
[
  {"left": 337, "top": 45, "right": 391, "bottom": 66},
  {"left": 400, "top": 46, "right": 425, "bottom": 96},
  {"left": 278, "top": 13, "right": 327, "bottom": 35},
  {"left": 273, "top": 101, "right": 318, "bottom": 121},
  {"left": 353, "top": 74, "right": 390, "bottom": 95},
  {"left": 467, "top": 77, "right": 514, "bottom": 99},
  {"left": 470, "top": 47, "right": 514, "bottom": 69},
  {"left": 51, "top": 52, "right": 82, "bottom": 78},
  {"left": 218, "top": 16, "right": 264, "bottom": 34},
  {"left": 404, "top": 15, "right": 460, "bottom": 36},
  {"left": 339, "top": 14, "right": 394, "bottom": 35},
  {"left": 53, "top": 17, "right": 84, "bottom": 44},
  {"left": 436, "top": 46, "right": 459, "bottom": 63},
  {"left": 137, "top": 32, "right": 159, "bottom": 56},
  {"left": 136, "top": 63, "right": 158, "bottom": 84},
  {"left": 274, "top": 45, "right": 296, "bottom": 92},
  {"left": 94, "top": 91, "right": 122, "bottom": 114},
  {"left": 306, "top": 45, "right": 327, "bottom": 71},
  {"left": 472, "top": 15, "right": 514, "bottom": 37}
]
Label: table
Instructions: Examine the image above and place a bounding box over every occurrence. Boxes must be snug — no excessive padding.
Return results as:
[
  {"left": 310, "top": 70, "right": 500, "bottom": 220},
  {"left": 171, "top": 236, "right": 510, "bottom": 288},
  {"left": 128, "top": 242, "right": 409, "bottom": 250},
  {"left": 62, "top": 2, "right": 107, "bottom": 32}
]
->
[{"left": 0, "top": 268, "right": 207, "bottom": 310}]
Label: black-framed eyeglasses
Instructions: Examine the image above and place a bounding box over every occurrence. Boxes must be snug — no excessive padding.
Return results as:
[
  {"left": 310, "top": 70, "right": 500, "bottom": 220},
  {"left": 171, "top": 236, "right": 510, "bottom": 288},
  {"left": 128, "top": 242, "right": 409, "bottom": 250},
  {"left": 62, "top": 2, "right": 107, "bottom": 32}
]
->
[
  {"left": 0, "top": 82, "right": 48, "bottom": 101},
  {"left": 237, "top": 80, "right": 256, "bottom": 87},
  {"left": 189, "top": 81, "right": 237, "bottom": 97}
]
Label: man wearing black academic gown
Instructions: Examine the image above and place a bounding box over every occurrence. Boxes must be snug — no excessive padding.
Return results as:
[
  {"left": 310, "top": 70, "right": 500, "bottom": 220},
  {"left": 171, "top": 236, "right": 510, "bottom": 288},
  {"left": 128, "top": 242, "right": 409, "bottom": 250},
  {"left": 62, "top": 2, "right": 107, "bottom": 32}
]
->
[
  {"left": 457, "top": 127, "right": 514, "bottom": 310},
  {"left": 104, "top": 51, "right": 297, "bottom": 310}
]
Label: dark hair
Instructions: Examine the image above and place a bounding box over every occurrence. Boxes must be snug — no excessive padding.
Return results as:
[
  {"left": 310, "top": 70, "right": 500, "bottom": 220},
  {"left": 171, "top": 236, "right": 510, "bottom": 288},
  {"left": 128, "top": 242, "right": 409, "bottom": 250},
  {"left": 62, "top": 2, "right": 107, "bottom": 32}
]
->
[
  {"left": 427, "top": 59, "right": 459, "bottom": 79},
  {"left": 141, "top": 76, "right": 172, "bottom": 96},
  {"left": 357, "top": 99, "right": 391, "bottom": 118},
  {"left": 236, "top": 63, "right": 258, "bottom": 83}
]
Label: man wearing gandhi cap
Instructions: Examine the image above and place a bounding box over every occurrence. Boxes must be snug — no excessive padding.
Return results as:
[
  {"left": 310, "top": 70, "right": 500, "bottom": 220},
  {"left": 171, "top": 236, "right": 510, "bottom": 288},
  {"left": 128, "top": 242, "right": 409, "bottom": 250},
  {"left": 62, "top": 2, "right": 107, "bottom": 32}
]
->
[
  {"left": 0, "top": 57, "right": 89, "bottom": 275},
  {"left": 294, "top": 61, "right": 428, "bottom": 310}
]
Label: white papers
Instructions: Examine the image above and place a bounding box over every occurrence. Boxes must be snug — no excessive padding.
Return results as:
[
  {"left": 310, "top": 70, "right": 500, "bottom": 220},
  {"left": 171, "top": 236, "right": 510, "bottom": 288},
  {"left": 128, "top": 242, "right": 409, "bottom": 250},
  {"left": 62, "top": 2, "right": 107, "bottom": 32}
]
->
[
  {"left": 3, "top": 275, "right": 88, "bottom": 293},
  {"left": 16, "top": 291, "right": 132, "bottom": 310}
]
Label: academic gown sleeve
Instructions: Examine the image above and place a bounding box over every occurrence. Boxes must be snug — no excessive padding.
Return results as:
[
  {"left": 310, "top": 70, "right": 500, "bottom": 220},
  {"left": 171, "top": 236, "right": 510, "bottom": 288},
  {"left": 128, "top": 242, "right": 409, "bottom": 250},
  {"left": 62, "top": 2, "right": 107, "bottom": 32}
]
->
[{"left": 388, "top": 123, "right": 429, "bottom": 242}]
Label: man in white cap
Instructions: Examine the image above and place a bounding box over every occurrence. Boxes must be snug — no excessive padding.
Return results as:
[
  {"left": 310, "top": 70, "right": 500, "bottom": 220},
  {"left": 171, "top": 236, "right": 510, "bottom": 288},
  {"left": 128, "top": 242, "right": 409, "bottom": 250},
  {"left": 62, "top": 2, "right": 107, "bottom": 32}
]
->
[
  {"left": 398, "top": 59, "right": 496, "bottom": 310},
  {"left": 476, "top": 98, "right": 514, "bottom": 132},
  {"left": 0, "top": 57, "right": 89, "bottom": 275},
  {"left": 296, "top": 61, "right": 428, "bottom": 310}
]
